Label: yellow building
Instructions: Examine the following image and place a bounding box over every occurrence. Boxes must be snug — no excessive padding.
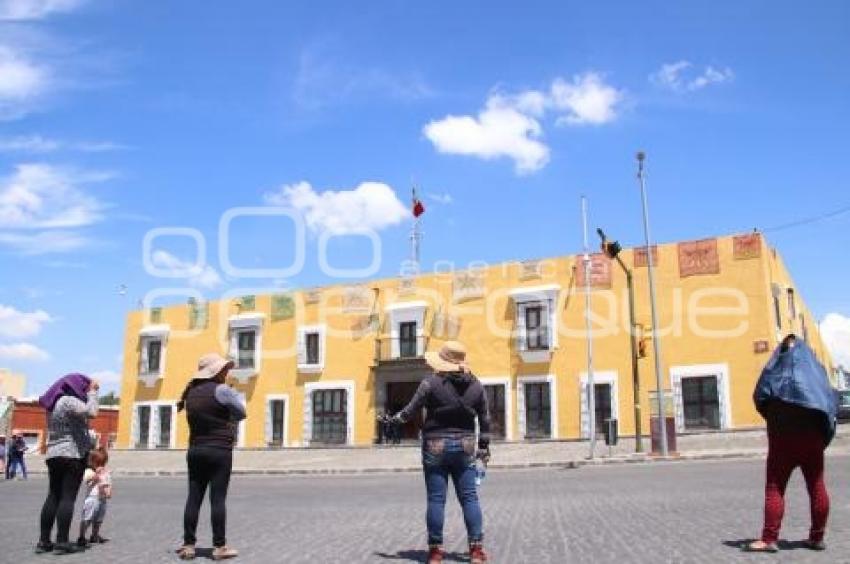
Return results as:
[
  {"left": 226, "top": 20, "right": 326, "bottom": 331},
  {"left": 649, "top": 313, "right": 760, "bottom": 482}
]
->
[{"left": 117, "top": 232, "right": 833, "bottom": 449}]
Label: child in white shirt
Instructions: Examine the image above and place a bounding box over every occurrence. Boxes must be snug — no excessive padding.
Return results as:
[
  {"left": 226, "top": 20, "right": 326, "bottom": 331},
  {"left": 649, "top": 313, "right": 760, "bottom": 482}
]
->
[{"left": 77, "top": 447, "right": 112, "bottom": 547}]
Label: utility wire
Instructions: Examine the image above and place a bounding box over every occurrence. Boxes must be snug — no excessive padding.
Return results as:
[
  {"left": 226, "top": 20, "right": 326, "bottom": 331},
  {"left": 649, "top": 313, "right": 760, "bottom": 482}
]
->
[{"left": 761, "top": 202, "right": 850, "bottom": 233}]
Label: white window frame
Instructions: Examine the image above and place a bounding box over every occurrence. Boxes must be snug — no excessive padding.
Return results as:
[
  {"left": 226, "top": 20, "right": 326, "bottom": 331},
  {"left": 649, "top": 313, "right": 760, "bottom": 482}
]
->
[
  {"left": 130, "top": 400, "right": 177, "bottom": 449},
  {"left": 670, "top": 363, "right": 732, "bottom": 432},
  {"left": 303, "top": 380, "right": 355, "bottom": 446},
  {"left": 265, "top": 394, "right": 290, "bottom": 448},
  {"left": 228, "top": 313, "right": 264, "bottom": 383},
  {"left": 479, "top": 376, "right": 513, "bottom": 441},
  {"left": 579, "top": 371, "right": 619, "bottom": 439},
  {"left": 509, "top": 285, "right": 560, "bottom": 363},
  {"left": 138, "top": 325, "right": 169, "bottom": 388},
  {"left": 385, "top": 301, "right": 427, "bottom": 358},
  {"left": 297, "top": 324, "right": 326, "bottom": 373},
  {"left": 516, "top": 374, "right": 558, "bottom": 439}
]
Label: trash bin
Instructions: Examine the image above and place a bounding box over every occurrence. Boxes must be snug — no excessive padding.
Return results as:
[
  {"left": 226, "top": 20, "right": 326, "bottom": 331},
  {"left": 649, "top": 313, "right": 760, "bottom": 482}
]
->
[
  {"left": 603, "top": 418, "right": 618, "bottom": 446},
  {"left": 648, "top": 390, "right": 677, "bottom": 455}
]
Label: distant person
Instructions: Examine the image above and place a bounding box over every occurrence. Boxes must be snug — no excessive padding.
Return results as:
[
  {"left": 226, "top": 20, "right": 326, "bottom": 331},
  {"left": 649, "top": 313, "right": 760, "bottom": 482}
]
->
[
  {"left": 77, "top": 447, "right": 112, "bottom": 548},
  {"left": 8, "top": 431, "right": 28, "bottom": 479},
  {"left": 0, "top": 435, "right": 6, "bottom": 478},
  {"left": 392, "top": 341, "right": 491, "bottom": 564},
  {"left": 36, "top": 373, "right": 99, "bottom": 555},
  {"left": 746, "top": 334, "right": 838, "bottom": 553},
  {"left": 176, "top": 353, "right": 245, "bottom": 560}
]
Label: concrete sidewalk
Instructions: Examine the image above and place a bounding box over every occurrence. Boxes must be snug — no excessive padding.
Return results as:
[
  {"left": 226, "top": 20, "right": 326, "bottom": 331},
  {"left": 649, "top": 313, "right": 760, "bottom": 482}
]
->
[{"left": 20, "top": 427, "right": 850, "bottom": 477}]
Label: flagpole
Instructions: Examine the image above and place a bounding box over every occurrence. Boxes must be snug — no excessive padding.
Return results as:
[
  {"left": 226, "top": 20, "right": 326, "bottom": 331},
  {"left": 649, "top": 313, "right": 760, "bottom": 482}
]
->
[{"left": 582, "top": 196, "right": 597, "bottom": 459}]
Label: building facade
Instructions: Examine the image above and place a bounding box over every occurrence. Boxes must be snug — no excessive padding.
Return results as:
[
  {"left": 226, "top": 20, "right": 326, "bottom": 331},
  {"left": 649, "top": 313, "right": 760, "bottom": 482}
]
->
[
  {"left": 116, "top": 233, "right": 834, "bottom": 449},
  {"left": 10, "top": 401, "right": 119, "bottom": 451}
]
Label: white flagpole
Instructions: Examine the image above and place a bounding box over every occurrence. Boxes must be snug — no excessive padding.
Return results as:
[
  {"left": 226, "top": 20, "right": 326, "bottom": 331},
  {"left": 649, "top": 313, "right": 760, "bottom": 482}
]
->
[{"left": 582, "top": 196, "right": 597, "bottom": 459}]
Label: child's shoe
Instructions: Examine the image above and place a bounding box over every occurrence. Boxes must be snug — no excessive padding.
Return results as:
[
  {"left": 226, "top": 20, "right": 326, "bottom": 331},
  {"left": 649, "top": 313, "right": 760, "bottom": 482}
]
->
[
  {"left": 427, "top": 545, "right": 444, "bottom": 564},
  {"left": 469, "top": 542, "right": 488, "bottom": 564}
]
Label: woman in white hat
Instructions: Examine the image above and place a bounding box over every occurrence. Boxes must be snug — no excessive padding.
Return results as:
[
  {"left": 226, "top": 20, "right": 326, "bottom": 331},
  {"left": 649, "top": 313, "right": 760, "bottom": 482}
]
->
[
  {"left": 175, "top": 353, "right": 245, "bottom": 560},
  {"left": 393, "top": 340, "right": 491, "bottom": 564}
]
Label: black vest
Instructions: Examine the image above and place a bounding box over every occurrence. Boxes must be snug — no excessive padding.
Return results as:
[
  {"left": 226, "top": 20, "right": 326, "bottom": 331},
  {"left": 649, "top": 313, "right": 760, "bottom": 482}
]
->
[{"left": 186, "top": 380, "right": 235, "bottom": 449}]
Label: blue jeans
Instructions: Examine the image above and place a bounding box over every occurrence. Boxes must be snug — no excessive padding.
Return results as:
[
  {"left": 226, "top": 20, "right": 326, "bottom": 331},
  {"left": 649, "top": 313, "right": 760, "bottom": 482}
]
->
[
  {"left": 8, "top": 457, "right": 26, "bottom": 479},
  {"left": 422, "top": 437, "right": 483, "bottom": 546}
]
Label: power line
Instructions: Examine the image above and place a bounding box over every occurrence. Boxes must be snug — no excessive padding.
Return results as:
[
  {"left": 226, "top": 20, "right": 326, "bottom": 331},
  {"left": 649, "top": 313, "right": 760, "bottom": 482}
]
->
[{"left": 761, "top": 202, "right": 850, "bottom": 233}]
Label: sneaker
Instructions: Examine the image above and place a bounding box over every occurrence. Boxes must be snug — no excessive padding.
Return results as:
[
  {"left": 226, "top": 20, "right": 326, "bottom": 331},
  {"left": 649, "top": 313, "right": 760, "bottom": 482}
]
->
[
  {"left": 469, "top": 542, "right": 488, "bottom": 564},
  {"left": 212, "top": 546, "right": 239, "bottom": 560},
  {"left": 743, "top": 540, "right": 778, "bottom": 553},
  {"left": 53, "top": 543, "right": 81, "bottom": 555},
  {"left": 176, "top": 545, "right": 196, "bottom": 560},
  {"left": 76, "top": 537, "right": 88, "bottom": 549},
  {"left": 34, "top": 541, "right": 54, "bottom": 554},
  {"left": 427, "top": 545, "right": 444, "bottom": 564},
  {"left": 90, "top": 535, "right": 109, "bottom": 544}
]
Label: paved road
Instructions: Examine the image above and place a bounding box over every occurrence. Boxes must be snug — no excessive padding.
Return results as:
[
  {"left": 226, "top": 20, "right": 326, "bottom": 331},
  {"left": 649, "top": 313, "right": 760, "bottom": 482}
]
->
[{"left": 1, "top": 456, "right": 848, "bottom": 563}]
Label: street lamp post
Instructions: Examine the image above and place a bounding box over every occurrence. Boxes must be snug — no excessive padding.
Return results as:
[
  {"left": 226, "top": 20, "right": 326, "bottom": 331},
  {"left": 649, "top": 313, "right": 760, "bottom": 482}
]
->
[
  {"left": 596, "top": 228, "right": 643, "bottom": 453},
  {"left": 636, "top": 151, "right": 668, "bottom": 457}
]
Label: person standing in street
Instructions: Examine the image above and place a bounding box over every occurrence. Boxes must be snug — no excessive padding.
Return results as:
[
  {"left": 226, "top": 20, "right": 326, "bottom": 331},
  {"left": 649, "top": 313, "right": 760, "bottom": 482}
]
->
[
  {"left": 36, "top": 373, "right": 99, "bottom": 555},
  {"left": 393, "top": 340, "right": 491, "bottom": 564},
  {"left": 0, "top": 435, "right": 6, "bottom": 478},
  {"left": 8, "top": 431, "right": 29, "bottom": 480},
  {"left": 747, "top": 334, "right": 838, "bottom": 553},
  {"left": 176, "top": 353, "right": 245, "bottom": 561}
]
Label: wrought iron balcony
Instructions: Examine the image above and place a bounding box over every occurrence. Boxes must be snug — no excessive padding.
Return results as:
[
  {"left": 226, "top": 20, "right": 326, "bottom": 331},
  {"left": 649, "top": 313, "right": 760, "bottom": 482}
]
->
[{"left": 374, "top": 335, "right": 429, "bottom": 364}]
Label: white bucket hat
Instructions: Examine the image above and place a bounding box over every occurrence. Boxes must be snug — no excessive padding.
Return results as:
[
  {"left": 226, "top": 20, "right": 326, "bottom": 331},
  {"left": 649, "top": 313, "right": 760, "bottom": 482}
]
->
[
  {"left": 424, "top": 340, "right": 469, "bottom": 373},
  {"left": 193, "top": 353, "right": 234, "bottom": 381}
]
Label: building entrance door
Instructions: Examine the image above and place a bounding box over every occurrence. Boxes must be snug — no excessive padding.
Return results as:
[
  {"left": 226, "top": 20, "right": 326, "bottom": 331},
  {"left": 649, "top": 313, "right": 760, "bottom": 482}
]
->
[{"left": 386, "top": 381, "right": 423, "bottom": 440}]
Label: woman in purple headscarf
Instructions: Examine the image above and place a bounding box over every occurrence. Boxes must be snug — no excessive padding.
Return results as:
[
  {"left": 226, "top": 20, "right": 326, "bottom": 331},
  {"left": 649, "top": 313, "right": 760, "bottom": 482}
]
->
[{"left": 35, "top": 373, "right": 99, "bottom": 555}]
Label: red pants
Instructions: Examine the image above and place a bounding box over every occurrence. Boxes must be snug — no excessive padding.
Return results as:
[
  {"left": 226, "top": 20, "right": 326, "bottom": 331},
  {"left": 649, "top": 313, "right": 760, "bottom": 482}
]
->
[{"left": 761, "top": 431, "right": 830, "bottom": 543}]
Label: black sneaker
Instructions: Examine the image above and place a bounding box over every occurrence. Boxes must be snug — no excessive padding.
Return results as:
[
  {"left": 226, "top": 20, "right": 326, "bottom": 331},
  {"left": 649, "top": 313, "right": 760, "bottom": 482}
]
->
[
  {"left": 34, "top": 541, "right": 54, "bottom": 554},
  {"left": 804, "top": 540, "right": 826, "bottom": 551},
  {"left": 53, "top": 543, "right": 81, "bottom": 555},
  {"left": 90, "top": 535, "right": 109, "bottom": 544},
  {"left": 76, "top": 537, "right": 89, "bottom": 549}
]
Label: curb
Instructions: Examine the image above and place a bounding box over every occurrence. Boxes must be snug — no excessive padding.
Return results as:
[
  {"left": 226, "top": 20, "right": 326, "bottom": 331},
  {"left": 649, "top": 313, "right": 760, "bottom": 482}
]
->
[{"left": 13, "top": 449, "right": 845, "bottom": 478}]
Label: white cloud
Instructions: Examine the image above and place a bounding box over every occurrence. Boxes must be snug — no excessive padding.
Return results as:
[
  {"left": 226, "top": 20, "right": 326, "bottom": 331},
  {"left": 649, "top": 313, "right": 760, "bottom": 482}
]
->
[
  {"left": 423, "top": 72, "right": 624, "bottom": 174},
  {"left": 0, "top": 342, "right": 49, "bottom": 361},
  {"left": 651, "top": 61, "right": 734, "bottom": 92},
  {"left": 264, "top": 181, "right": 409, "bottom": 235},
  {"left": 0, "top": 135, "right": 126, "bottom": 153},
  {"left": 293, "top": 41, "right": 433, "bottom": 110},
  {"left": 0, "top": 45, "right": 48, "bottom": 118},
  {"left": 549, "top": 72, "right": 624, "bottom": 126},
  {"left": 89, "top": 369, "right": 121, "bottom": 384},
  {"left": 820, "top": 313, "right": 850, "bottom": 369},
  {"left": 0, "top": 0, "right": 85, "bottom": 20},
  {"left": 150, "top": 250, "right": 224, "bottom": 289},
  {"left": 0, "top": 304, "right": 51, "bottom": 338},
  {"left": 0, "top": 163, "right": 107, "bottom": 229},
  {"left": 428, "top": 192, "right": 453, "bottom": 205},
  {"left": 0, "top": 230, "right": 92, "bottom": 254},
  {"left": 424, "top": 94, "right": 550, "bottom": 174}
]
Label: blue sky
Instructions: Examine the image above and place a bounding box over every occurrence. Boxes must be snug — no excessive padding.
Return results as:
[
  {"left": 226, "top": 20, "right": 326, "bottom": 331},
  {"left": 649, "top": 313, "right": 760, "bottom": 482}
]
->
[{"left": 1, "top": 0, "right": 849, "bottom": 395}]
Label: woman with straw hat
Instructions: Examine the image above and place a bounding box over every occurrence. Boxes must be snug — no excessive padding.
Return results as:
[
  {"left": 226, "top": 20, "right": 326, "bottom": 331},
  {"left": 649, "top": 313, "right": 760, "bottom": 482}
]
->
[
  {"left": 176, "top": 353, "right": 245, "bottom": 560},
  {"left": 392, "top": 340, "right": 491, "bottom": 564}
]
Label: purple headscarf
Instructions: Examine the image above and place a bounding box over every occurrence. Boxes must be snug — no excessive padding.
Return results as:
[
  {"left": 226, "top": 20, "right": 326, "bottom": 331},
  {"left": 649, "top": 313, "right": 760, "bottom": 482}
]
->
[{"left": 38, "top": 373, "right": 91, "bottom": 412}]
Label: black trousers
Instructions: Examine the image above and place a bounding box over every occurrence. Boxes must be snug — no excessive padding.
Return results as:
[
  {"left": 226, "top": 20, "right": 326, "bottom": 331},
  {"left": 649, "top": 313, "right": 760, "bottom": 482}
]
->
[
  {"left": 183, "top": 446, "right": 233, "bottom": 547},
  {"left": 40, "top": 457, "right": 86, "bottom": 544}
]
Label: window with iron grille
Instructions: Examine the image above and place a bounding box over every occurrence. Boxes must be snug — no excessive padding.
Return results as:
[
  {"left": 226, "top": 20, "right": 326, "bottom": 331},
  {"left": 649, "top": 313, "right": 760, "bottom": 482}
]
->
[
  {"left": 525, "top": 304, "right": 549, "bottom": 350},
  {"left": 399, "top": 321, "right": 418, "bottom": 358},
  {"left": 236, "top": 330, "right": 256, "bottom": 369},
  {"left": 146, "top": 339, "right": 162, "bottom": 373},
  {"left": 594, "top": 383, "right": 612, "bottom": 437},
  {"left": 270, "top": 399, "right": 285, "bottom": 447},
  {"left": 484, "top": 385, "right": 506, "bottom": 439},
  {"left": 137, "top": 405, "right": 151, "bottom": 448},
  {"left": 305, "top": 332, "right": 320, "bottom": 365},
  {"left": 312, "top": 389, "right": 347, "bottom": 444},
  {"left": 682, "top": 376, "right": 720, "bottom": 430},
  {"left": 157, "top": 405, "right": 172, "bottom": 448}
]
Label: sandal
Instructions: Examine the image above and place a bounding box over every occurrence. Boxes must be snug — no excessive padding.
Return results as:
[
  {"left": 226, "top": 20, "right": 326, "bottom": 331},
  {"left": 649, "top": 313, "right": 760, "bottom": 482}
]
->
[
  {"left": 177, "top": 545, "right": 196, "bottom": 560},
  {"left": 743, "top": 540, "right": 778, "bottom": 553}
]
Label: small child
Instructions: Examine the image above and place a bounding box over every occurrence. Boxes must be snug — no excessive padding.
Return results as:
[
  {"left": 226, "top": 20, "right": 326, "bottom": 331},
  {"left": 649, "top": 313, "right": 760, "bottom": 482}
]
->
[{"left": 77, "top": 447, "right": 112, "bottom": 548}]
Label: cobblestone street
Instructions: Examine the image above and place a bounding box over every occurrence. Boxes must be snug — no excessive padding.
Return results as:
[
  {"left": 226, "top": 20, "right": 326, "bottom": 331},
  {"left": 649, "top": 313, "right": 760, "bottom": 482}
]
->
[{"left": 1, "top": 455, "right": 847, "bottom": 563}]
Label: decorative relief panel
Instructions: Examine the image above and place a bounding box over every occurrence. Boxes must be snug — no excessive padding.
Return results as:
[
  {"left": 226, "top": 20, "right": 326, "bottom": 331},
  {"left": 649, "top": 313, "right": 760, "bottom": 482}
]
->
[
  {"left": 342, "top": 285, "right": 372, "bottom": 314},
  {"left": 519, "top": 259, "right": 543, "bottom": 280},
  {"left": 633, "top": 246, "right": 659, "bottom": 268},
  {"left": 733, "top": 233, "right": 762, "bottom": 260},
  {"left": 453, "top": 270, "right": 486, "bottom": 303},
  {"left": 575, "top": 253, "right": 612, "bottom": 288},
  {"left": 678, "top": 238, "right": 720, "bottom": 278}
]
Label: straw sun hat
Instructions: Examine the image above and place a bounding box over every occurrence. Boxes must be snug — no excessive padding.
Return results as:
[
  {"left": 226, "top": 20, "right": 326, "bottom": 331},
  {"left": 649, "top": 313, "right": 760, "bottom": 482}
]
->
[
  {"left": 192, "top": 353, "right": 234, "bottom": 381},
  {"left": 424, "top": 341, "right": 469, "bottom": 373}
]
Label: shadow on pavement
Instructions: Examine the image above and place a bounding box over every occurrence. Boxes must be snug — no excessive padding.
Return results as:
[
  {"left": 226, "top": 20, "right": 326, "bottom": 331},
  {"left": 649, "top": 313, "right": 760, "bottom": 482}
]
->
[
  {"left": 722, "top": 539, "right": 816, "bottom": 552},
  {"left": 374, "top": 549, "right": 468, "bottom": 562}
]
